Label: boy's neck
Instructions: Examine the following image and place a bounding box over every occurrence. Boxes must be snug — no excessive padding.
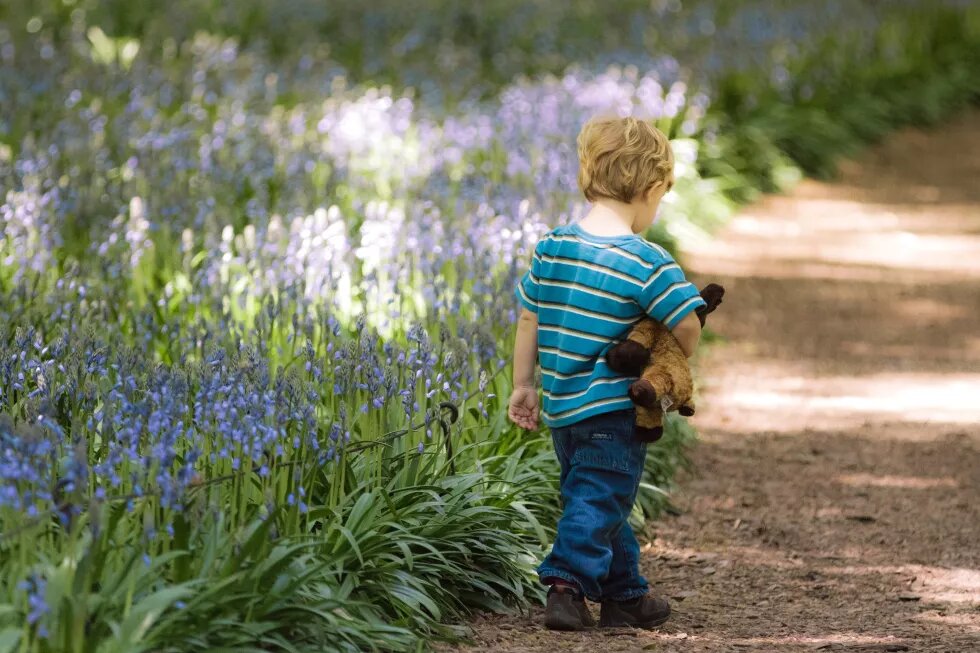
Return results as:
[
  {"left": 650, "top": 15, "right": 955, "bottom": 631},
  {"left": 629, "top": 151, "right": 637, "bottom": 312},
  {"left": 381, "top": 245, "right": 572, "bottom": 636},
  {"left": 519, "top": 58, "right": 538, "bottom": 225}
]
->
[{"left": 578, "top": 199, "right": 641, "bottom": 237}]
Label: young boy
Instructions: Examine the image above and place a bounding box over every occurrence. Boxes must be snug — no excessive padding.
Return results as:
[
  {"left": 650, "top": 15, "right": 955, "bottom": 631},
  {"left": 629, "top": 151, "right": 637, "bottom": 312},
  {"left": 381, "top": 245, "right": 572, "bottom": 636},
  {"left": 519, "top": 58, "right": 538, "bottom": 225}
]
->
[{"left": 508, "top": 116, "right": 705, "bottom": 631}]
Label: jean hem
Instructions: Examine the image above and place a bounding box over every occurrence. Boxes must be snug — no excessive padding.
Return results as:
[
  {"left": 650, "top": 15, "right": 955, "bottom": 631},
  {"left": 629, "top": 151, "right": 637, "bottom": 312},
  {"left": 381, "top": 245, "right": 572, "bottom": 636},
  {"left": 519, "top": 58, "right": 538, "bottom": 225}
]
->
[
  {"left": 604, "top": 585, "right": 649, "bottom": 602},
  {"left": 538, "top": 568, "right": 599, "bottom": 602}
]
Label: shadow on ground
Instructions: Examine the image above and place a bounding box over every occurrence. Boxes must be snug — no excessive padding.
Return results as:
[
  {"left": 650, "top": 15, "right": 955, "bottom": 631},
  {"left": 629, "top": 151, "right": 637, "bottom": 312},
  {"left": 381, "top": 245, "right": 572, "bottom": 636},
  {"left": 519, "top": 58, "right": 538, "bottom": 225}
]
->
[{"left": 445, "top": 109, "right": 980, "bottom": 653}]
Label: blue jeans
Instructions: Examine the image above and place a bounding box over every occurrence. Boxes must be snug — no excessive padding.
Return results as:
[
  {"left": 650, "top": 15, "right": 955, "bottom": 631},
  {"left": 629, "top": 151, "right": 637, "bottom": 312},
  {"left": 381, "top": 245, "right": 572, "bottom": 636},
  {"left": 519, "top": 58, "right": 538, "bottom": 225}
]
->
[{"left": 537, "top": 409, "right": 649, "bottom": 602}]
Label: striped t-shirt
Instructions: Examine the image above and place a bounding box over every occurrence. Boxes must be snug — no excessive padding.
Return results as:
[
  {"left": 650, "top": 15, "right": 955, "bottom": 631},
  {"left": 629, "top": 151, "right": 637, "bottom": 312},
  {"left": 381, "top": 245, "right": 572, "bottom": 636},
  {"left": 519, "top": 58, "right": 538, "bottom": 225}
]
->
[{"left": 515, "top": 223, "right": 706, "bottom": 428}]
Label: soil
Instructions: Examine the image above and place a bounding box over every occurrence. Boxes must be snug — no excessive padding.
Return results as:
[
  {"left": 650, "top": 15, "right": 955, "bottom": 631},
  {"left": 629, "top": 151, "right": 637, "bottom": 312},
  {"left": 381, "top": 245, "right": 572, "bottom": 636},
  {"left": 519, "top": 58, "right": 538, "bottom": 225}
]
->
[{"left": 443, "top": 109, "right": 980, "bottom": 653}]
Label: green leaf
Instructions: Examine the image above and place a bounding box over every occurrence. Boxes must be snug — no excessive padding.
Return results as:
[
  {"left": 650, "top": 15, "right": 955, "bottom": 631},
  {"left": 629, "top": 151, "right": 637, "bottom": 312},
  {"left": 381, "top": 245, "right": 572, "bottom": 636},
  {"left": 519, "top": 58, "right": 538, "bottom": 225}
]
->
[
  {"left": 393, "top": 539, "right": 414, "bottom": 571},
  {"left": 0, "top": 629, "right": 21, "bottom": 653},
  {"left": 387, "top": 582, "right": 441, "bottom": 620},
  {"left": 332, "top": 525, "right": 364, "bottom": 565},
  {"left": 224, "top": 511, "right": 277, "bottom": 576},
  {"left": 112, "top": 585, "right": 195, "bottom": 652},
  {"left": 344, "top": 491, "right": 378, "bottom": 537},
  {"left": 508, "top": 500, "right": 549, "bottom": 546},
  {"left": 199, "top": 509, "right": 225, "bottom": 578}
]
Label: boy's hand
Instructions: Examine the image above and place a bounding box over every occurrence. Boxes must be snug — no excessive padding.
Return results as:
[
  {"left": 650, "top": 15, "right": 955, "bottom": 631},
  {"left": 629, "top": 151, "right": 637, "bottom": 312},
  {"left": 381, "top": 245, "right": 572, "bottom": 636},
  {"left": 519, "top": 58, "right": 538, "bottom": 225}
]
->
[{"left": 508, "top": 385, "right": 539, "bottom": 430}]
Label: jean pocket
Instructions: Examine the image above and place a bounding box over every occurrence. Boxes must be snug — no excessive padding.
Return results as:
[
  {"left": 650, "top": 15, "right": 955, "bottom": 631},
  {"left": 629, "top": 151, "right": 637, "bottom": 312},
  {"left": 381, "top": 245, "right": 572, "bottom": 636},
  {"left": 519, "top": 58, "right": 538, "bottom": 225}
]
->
[
  {"left": 572, "top": 449, "right": 632, "bottom": 472},
  {"left": 571, "top": 428, "right": 633, "bottom": 472}
]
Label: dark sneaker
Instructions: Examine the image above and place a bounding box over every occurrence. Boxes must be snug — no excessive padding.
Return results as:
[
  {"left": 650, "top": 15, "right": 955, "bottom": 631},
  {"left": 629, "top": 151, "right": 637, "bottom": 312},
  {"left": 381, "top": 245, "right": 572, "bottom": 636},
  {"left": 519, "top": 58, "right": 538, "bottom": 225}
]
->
[
  {"left": 599, "top": 593, "right": 671, "bottom": 629},
  {"left": 543, "top": 585, "right": 596, "bottom": 631}
]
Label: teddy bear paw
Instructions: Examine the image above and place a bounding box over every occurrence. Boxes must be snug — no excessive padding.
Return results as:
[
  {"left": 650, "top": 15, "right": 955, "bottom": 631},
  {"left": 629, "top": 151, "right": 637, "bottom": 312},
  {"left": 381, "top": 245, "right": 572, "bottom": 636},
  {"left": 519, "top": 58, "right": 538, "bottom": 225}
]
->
[
  {"left": 607, "top": 340, "right": 650, "bottom": 376},
  {"left": 700, "top": 283, "right": 725, "bottom": 314}
]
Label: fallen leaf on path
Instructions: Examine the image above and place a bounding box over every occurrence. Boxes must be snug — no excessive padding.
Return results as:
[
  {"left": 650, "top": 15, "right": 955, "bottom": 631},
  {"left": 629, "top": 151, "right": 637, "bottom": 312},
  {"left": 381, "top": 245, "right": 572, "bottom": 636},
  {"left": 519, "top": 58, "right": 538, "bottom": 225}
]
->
[{"left": 671, "top": 590, "right": 698, "bottom": 600}]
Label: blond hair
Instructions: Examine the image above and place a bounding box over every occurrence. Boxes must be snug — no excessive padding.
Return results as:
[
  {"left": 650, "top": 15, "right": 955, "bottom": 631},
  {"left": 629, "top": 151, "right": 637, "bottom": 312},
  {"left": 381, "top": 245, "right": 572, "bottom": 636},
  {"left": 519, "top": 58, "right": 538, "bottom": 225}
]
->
[{"left": 576, "top": 116, "right": 674, "bottom": 204}]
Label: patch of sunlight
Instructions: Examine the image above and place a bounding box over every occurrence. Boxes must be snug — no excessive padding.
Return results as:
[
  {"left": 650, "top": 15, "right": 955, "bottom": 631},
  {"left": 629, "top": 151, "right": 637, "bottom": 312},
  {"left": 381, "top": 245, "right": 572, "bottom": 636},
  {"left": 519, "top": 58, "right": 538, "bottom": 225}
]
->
[
  {"left": 920, "top": 567, "right": 980, "bottom": 604},
  {"left": 733, "top": 197, "right": 980, "bottom": 235},
  {"left": 684, "top": 190, "right": 980, "bottom": 281},
  {"left": 818, "top": 232, "right": 980, "bottom": 276},
  {"left": 815, "top": 506, "right": 845, "bottom": 519},
  {"left": 87, "top": 27, "right": 140, "bottom": 69},
  {"left": 708, "top": 371, "right": 980, "bottom": 429},
  {"left": 646, "top": 543, "right": 804, "bottom": 570},
  {"left": 840, "top": 341, "right": 980, "bottom": 365},
  {"left": 915, "top": 610, "right": 980, "bottom": 633},
  {"left": 690, "top": 233, "right": 980, "bottom": 280},
  {"left": 893, "top": 297, "right": 971, "bottom": 321},
  {"left": 831, "top": 564, "right": 980, "bottom": 604},
  {"left": 727, "top": 634, "right": 911, "bottom": 648},
  {"left": 835, "top": 473, "right": 958, "bottom": 490},
  {"left": 683, "top": 257, "right": 911, "bottom": 282}
]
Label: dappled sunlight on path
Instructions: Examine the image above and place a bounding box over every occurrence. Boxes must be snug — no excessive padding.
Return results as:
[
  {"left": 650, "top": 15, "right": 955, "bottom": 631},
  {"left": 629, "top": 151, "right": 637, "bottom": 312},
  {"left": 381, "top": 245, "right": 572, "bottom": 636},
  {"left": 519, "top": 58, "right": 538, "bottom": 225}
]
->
[
  {"left": 664, "top": 108, "right": 980, "bottom": 652},
  {"left": 699, "top": 366, "right": 980, "bottom": 432},
  {"left": 447, "top": 110, "right": 980, "bottom": 652}
]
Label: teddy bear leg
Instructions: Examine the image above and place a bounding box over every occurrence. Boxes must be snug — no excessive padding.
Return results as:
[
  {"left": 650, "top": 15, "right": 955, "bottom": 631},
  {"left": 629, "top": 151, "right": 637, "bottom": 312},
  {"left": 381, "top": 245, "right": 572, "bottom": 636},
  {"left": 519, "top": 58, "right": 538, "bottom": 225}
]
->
[
  {"left": 627, "top": 378, "right": 658, "bottom": 408},
  {"left": 678, "top": 403, "right": 695, "bottom": 417},
  {"left": 628, "top": 372, "right": 671, "bottom": 408},
  {"left": 634, "top": 406, "right": 664, "bottom": 442}
]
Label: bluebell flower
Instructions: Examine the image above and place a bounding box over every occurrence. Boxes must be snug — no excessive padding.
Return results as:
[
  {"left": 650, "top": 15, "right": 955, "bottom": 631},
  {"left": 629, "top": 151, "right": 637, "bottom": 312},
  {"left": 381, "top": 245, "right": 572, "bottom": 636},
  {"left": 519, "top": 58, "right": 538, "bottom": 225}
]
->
[{"left": 21, "top": 575, "right": 49, "bottom": 626}]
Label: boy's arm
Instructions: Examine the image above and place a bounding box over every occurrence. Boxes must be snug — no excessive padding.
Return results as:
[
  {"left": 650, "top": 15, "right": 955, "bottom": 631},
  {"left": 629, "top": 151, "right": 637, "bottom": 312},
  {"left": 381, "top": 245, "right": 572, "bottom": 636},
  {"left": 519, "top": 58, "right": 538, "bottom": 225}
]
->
[
  {"left": 635, "top": 254, "right": 706, "bottom": 358},
  {"left": 508, "top": 308, "right": 539, "bottom": 429},
  {"left": 670, "top": 311, "right": 702, "bottom": 358},
  {"left": 510, "top": 243, "right": 543, "bottom": 430},
  {"left": 512, "top": 308, "right": 539, "bottom": 388}
]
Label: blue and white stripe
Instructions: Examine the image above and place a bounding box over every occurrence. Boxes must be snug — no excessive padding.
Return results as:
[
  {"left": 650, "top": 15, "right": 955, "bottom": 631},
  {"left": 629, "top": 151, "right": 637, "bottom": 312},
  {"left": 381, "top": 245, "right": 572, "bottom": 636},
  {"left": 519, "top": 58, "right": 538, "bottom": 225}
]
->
[{"left": 515, "top": 223, "right": 705, "bottom": 428}]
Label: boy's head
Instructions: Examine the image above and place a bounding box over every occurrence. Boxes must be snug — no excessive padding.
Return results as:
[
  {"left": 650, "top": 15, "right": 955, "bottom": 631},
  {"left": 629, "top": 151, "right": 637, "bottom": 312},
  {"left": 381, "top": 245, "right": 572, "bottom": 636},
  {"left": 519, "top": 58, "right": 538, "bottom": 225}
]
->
[{"left": 577, "top": 116, "right": 674, "bottom": 230}]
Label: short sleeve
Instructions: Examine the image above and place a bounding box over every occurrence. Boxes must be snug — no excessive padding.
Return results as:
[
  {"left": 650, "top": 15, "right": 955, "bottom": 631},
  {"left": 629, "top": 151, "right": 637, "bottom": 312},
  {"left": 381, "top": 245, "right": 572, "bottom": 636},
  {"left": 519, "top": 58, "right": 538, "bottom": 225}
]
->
[
  {"left": 635, "top": 254, "right": 706, "bottom": 329},
  {"left": 514, "top": 246, "right": 541, "bottom": 313}
]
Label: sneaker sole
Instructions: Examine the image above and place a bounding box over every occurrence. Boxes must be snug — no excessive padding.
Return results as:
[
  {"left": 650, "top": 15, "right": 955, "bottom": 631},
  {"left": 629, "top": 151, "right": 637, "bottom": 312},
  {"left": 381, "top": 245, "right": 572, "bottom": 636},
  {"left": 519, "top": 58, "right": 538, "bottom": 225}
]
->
[
  {"left": 544, "top": 623, "right": 595, "bottom": 633},
  {"left": 544, "top": 617, "right": 595, "bottom": 631},
  {"left": 599, "top": 613, "right": 671, "bottom": 629}
]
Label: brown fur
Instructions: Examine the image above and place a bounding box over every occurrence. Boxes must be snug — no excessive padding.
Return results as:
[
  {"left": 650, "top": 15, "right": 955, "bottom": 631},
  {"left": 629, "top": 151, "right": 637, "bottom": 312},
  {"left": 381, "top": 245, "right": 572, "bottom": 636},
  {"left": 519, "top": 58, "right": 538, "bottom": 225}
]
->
[{"left": 607, "top": 283, "right": 725, "bottom": 442}]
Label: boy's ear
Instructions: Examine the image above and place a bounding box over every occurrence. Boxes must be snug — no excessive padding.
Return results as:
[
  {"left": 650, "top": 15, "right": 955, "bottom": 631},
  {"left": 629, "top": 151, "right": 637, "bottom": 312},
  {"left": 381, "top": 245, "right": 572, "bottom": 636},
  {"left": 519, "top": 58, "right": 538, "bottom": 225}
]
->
[{"left": 645, "top": 178, "right": 669, "bottom": 200}]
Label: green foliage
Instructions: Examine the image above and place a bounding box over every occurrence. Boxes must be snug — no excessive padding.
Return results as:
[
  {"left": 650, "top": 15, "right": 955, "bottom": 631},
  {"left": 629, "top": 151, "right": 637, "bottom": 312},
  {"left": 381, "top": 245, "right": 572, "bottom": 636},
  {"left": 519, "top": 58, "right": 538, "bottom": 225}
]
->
[
  {"left": 700, "top": 5, "right": 980, "bottom": 194},
  {"left": 1, "top": 1, "right": 979, "bottom": 651}
]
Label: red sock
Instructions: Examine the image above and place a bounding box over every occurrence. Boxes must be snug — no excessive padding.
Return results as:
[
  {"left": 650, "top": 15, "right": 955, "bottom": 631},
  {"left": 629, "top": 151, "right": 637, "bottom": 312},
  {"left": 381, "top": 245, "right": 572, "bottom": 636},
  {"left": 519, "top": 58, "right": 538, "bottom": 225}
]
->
[{"left": 546, "top": 578, "right": 578, "bottom": 592}]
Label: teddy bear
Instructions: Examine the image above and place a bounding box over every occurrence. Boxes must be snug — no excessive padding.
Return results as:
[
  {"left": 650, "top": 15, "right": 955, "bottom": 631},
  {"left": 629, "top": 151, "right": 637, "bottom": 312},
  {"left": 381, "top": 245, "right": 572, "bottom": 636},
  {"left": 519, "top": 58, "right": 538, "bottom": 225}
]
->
[{"left": 605, "top": 283, "right": 725, "bottom": 442}]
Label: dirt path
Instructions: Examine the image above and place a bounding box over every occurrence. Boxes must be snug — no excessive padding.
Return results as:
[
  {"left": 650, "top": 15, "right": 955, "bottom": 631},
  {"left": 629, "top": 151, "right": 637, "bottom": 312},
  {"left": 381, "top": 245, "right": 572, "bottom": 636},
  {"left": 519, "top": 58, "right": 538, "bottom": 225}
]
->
[{"left": 448, "top": 109, "right": 980, "bottom": 652}]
